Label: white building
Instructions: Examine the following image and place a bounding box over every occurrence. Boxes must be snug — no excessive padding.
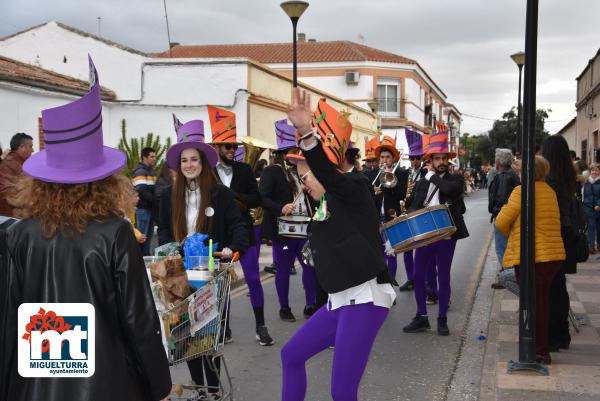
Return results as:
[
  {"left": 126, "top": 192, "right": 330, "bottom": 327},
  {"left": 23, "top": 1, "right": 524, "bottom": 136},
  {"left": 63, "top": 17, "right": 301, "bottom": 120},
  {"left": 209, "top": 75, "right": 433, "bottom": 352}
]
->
[
  {"left": 156, "top": 37, "right": 462, "bottom": 161},
  {"left": 0, "top": 22, "right": 376, "bottom": 155}
]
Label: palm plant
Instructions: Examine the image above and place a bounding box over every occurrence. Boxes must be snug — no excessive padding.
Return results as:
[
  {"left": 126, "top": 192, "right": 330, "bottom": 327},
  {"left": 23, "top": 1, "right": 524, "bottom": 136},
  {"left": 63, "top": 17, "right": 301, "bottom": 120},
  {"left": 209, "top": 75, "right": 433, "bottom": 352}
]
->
[{"left": 118, "top": 119, "right": 172, "bottom": 177}]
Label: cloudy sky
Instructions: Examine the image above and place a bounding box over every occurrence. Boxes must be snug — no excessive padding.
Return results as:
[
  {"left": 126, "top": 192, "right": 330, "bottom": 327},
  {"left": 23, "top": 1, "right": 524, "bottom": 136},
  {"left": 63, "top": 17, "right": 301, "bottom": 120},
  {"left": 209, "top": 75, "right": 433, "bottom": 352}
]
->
[{"left": 2, "top": 0, "right": 598, "bottom": 135}]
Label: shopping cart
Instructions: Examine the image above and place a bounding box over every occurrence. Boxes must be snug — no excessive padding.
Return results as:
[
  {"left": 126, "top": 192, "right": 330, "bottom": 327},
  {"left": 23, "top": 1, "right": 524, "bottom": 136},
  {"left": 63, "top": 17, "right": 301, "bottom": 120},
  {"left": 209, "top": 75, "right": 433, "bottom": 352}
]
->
[{"left": 160, "top": 262, "right": 234, "bottom": 401}]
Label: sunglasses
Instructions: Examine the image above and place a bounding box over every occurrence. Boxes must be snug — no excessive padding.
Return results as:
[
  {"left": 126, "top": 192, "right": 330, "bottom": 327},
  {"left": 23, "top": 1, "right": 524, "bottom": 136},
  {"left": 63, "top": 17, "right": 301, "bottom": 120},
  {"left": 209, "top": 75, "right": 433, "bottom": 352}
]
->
[
  {"left": 223, "top": 144, "right": 238, "bottom": 151},
  {"left": 299, "top": 170, "right": 312, "bottom": 184},
  {"left": 409, "top": 156, "right": 422, "bottom": 161}
]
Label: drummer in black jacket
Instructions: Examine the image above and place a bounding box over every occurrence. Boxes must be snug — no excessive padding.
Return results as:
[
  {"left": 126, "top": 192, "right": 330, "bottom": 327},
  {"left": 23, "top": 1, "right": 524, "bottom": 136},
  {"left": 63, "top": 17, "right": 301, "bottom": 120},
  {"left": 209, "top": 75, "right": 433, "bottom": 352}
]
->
[
  {"left": 281, "top": 89, "right": 396, "bottom": 401},
  {"left": 402, "top": 128, "right": 469, "bottom": 336},
  {"left": 258, "top": 119, "right": 317, "bottom": 323},
  {"left": 372, "top": 135, "right": 409, "bottom": 280}
]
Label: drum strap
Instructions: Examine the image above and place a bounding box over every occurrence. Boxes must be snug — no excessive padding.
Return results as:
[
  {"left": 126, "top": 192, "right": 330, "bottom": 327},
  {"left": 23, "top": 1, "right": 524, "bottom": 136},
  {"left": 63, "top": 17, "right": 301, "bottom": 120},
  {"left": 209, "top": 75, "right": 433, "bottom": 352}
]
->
[{"left": 424, "top": 185, "right": 439, "bottom": 207}]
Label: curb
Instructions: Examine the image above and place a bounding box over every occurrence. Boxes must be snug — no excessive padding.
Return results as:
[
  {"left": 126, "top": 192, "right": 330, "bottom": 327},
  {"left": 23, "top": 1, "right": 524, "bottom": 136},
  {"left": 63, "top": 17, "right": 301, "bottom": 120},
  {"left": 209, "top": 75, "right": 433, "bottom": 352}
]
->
[{"left": 444, "top": 227, "right": 494, "bottom": 401}]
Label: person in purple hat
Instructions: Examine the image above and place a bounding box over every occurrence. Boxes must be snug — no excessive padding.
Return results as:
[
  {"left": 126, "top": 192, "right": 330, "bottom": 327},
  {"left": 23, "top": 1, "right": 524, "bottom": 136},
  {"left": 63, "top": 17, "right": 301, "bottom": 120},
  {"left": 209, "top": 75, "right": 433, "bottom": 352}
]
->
[
  {"left": 0, "top": 57, "right": 172, "bottom": 401},
  {"left": 157, "top": 116, "right": 248, "bottom": 398},
  {"left": 208, "top": 123, "right": 274, "bottom": 347},
  {"left": 258, "top": 119, "right": 317, "bottom": 322}
]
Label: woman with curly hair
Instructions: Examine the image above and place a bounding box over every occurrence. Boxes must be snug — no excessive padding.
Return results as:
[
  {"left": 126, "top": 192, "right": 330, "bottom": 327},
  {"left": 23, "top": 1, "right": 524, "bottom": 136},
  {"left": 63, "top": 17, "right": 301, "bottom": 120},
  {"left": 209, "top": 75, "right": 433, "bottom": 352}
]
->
[{"left": 0, "top": 59, "right": 171, "bottom": 401}]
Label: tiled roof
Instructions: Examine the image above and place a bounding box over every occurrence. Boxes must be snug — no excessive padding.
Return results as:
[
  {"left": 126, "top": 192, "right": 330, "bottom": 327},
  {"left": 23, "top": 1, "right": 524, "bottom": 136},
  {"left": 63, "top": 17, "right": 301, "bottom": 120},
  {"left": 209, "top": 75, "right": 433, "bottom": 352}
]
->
[
  {"left": 0, "top": 21, "right": 147, "bottom": 56},
  {"left": 0, "top": 55, "right": 116, "bottom": 99},
  {"left": 152, "top": 40, "right": 417, "bottom": 65}
]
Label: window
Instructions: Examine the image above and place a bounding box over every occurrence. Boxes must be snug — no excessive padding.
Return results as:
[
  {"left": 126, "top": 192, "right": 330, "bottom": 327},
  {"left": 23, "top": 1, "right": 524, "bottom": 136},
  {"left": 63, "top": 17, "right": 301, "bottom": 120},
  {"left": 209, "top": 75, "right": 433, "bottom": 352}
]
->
[
  {"left": 582, "top": 140, "right": 588, "bottom": 163},
  {"left": 376, "top": 79, "right": 400, "bottom": 116}
]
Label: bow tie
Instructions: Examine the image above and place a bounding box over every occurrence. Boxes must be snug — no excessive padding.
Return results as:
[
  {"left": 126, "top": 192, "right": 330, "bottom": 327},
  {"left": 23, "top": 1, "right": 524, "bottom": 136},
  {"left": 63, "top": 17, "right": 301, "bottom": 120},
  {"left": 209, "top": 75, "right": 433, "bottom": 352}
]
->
[{"left": 218, "top": 164, "right": 233, "bottom": 176}]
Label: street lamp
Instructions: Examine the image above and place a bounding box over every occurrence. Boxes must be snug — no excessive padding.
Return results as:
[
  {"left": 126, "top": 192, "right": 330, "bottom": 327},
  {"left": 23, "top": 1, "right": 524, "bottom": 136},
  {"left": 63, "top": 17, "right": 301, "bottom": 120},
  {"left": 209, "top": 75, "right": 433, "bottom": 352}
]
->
[
  {"left": 511, "top": 51, "right": 525, "bottom": 155},
  {"left": 280, "top": 1, "right": 309, "bottom": 87}
]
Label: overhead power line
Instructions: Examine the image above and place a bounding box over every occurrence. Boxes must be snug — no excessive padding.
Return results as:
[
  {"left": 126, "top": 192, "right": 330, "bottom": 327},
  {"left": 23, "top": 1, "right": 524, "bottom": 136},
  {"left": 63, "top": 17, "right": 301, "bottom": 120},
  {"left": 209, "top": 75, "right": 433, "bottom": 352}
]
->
[{"left": 461, "top": 112, "right": 573, "bottom": 124}]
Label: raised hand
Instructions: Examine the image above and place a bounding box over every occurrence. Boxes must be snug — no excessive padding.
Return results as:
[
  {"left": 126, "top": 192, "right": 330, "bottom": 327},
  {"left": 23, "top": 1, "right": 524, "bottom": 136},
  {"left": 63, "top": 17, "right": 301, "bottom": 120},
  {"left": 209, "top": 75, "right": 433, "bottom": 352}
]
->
[{"left": 287, "top": 88, "right": 313, "bottom": 134}]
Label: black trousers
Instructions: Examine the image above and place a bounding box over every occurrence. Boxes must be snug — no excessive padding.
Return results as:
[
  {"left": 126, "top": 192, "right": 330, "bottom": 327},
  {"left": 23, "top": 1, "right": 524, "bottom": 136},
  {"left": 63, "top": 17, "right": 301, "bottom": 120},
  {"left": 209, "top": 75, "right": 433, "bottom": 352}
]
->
[
  {"left": 187, "top": 356, "right": 221, "bottom": 393},
  {"left": 548, "top": 271, "right": 571, "bottom": 346}
]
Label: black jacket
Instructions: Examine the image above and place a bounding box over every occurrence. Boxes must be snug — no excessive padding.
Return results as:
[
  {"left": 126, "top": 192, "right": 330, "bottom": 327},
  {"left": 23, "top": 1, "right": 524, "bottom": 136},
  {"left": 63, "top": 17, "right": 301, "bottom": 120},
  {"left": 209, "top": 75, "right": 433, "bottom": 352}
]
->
[
  {"left": 258, "top": 164, "right": 295, "bottom": 241},
  {"left": 215, "top": 161, "right": 261, "bottom": 246},
  {"left": 1, "top": 217, "right": 171, "bottom": 401},
  {"left": 488, "top": 167, "right": 520, "bottom": 221},
  {"left": 158, "top": 184, "right": 249, "bottom": 254},
  {"left": 547, "top": 177, "right": 577, "bottom": 274},
  {"left": 132, "top": 163, "right": 157, "bottom": 212},
  {"left": 303, "top": 143, "right": 394, "bottom": 293},
  {"left": 373, "top": 168, "right": 409, "bottom": 222},
  {"left": 406, "top": 172, "right": 469, "bottom": 241}
]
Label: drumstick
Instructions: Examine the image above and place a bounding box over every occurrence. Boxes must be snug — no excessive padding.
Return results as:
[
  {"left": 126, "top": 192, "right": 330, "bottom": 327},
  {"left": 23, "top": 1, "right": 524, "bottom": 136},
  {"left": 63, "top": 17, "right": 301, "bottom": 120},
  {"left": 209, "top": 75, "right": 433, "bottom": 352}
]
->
[{"left": 286, "top": 191, "right": 303, "bottom": 216}]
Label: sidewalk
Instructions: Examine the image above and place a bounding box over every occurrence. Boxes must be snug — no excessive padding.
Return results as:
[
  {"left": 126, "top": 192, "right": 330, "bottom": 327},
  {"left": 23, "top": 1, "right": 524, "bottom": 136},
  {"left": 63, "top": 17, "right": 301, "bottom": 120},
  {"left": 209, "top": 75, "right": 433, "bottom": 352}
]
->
[{"left": 473, "top": 243, "right": 600, "bottom": 400}]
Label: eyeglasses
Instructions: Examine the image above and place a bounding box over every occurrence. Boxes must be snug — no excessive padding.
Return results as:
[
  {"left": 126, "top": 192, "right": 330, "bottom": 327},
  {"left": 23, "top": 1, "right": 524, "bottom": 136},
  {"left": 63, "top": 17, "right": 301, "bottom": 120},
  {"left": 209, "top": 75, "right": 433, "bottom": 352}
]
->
[
  {"left": 409, "top": 156, "right": 422, "bottom": 161},
  {"left": 224, "top": 144, "right": 238, "bottom": 151},
  {"left": 299, "top": 170, "right": 312, "bottom": 184}
]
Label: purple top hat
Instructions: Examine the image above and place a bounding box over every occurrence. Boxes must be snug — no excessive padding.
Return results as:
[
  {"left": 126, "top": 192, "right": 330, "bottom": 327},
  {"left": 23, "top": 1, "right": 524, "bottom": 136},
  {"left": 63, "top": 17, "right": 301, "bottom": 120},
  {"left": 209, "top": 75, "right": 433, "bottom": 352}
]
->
[
  {"left": 23, "top": 56, "right": 126, "bottom": 184},
  {"left": 166, "top": 118, "right": 218, "bottom": 169},
  {"left": 405, "top": 129, "right": 424, "bottom": 157},
  {"left": 275, "top": 119, "right": 297, "bottom": 152}
]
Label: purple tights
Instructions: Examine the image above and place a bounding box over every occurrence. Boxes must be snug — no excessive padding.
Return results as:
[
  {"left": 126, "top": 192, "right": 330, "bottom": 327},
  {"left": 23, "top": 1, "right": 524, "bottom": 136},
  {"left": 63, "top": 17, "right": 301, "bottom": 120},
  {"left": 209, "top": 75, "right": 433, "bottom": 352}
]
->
[
  {"left": 404, "top": 249, "right": 438, "bottom": 296},
  {"left": 281, "top": 303, "right": 389, "bottom": 401},
  {"left": 239, "top": 225, "right": 264, "bottom": 308},
  {"left": 273, "top": 238, "right": 317, "bottom": 307},
  {"left": 414, "top": 239, "right": 457, "bottom": 317}
]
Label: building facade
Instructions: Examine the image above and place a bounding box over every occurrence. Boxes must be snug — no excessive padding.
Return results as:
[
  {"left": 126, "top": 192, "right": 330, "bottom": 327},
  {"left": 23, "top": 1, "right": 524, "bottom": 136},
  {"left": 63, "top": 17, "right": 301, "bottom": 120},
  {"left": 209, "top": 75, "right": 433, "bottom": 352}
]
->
[
  {"left": 0, "top": 22, "right": 375, "bottom": 155},
  {"left": 576, "top": 48, "right": 600, "bottom": 163},
  {"left": 155, "top": 37, "right": 462, "bottom": 163}
]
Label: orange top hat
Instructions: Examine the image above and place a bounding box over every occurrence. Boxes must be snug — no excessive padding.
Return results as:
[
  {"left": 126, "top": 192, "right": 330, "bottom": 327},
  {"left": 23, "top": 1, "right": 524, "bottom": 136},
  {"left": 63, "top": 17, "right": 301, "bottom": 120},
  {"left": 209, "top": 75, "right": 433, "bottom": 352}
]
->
[
  {"left": 311, "top": 98, "right": 353, "bottom": 166},
  {"left": 423, "top": 122, "right": 456, "bottom": 159},
  {"left": 362, "top": 136, "right": 379, "bottom": 161},
  {"left": 208, "top": 105, "right": 238, "bottom": 144},
  {"left": 375, "top": 135, "right": 400, "bottom": 160}
]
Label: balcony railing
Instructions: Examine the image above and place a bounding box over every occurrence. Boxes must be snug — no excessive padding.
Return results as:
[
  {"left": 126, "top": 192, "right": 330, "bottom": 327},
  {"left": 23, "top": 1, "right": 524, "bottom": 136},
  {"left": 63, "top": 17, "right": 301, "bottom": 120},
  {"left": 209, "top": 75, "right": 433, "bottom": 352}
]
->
[{"left": 375, "top": 97, "right": 400, "bottom": 115}]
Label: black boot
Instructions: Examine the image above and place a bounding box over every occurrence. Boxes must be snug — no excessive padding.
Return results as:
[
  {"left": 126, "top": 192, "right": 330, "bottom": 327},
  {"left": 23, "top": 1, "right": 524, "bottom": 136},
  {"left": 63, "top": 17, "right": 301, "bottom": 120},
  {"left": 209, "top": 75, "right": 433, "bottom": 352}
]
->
[
  {"left": 437, "top": 316, "right": 450, "bottom": 336},
  {"left": 403, "top": 314, "right": 430, "bottom": 333},
  {"left": 399, "top": 280, "right": 414, "bottom": 292},
  {"left": 279, "top": 306, "right": 296, "bottom": 322}
]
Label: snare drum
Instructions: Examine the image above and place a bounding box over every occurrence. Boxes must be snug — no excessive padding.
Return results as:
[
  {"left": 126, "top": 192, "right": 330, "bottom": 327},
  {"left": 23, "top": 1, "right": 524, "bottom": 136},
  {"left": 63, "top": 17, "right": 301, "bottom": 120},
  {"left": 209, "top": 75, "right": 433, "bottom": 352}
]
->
[
  {"left": 381, "top": 205, "right": 456, "bottom": 254},
  {"left": 278, "top": 215, "right": 311, "bottom": 238}
]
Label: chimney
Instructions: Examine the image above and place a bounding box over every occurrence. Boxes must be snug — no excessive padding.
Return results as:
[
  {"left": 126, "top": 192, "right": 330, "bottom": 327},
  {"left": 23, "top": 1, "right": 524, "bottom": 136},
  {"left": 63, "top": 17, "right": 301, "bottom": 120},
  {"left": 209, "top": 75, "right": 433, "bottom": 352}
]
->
[
  {"left": 308, "top": 38, "right": 317, "bottom": 42},
  {"left": 169, "top": 42, "right": 180, "bottom": 49},
  {"left": 297, "top": 33, "right": 306, "bottom": 43}
]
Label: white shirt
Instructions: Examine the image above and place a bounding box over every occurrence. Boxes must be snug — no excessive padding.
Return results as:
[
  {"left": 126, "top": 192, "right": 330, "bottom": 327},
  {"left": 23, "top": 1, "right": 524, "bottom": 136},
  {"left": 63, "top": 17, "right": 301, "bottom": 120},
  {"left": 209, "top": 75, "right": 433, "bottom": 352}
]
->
[
  {"left": 216, "top": 162, "right": 233, "bottom": 187},
  {"left": 424, "top": 171, "right": 446, "bottom": 207},
  {"left": 185, "top": 188, "right": 200, "bottom": 236},
  {"left": 328, "top": 278, "right": 396, "bottom": 311}
]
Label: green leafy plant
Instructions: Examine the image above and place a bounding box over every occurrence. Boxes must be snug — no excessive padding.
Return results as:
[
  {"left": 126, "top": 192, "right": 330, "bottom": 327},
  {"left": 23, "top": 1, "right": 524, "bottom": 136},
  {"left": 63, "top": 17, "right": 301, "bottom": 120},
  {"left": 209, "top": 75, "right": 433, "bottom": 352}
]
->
[{"left": 118, "top": 119, "right": 172, "bottom": 177}]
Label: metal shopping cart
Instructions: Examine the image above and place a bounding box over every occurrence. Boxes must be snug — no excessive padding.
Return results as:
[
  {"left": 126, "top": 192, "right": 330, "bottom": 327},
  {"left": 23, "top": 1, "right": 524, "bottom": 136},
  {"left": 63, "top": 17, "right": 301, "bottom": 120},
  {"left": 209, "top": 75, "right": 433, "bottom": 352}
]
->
[{"left": 160, "top": 264, "right": 234, "bottom": 401}]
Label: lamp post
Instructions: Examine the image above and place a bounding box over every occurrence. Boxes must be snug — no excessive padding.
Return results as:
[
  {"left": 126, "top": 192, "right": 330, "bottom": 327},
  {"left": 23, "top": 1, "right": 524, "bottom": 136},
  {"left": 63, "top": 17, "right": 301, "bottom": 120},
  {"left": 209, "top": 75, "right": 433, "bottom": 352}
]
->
[
  {"left": 280, "top": 1, "right": 309, "bottom": 87},
  {"left": 507, "top": 0, "right": 547, "bottom": 376},
  {"left": 511, "top": 51, "right": 525, "bottom": 155}
]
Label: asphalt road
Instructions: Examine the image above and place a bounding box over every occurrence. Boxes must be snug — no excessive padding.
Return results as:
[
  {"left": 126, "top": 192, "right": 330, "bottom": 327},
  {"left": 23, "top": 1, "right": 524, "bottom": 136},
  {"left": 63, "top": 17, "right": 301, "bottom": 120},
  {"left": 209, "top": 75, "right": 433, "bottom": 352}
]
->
[{"left": 171, "top": 189, "right": 492, "bottom": 401}]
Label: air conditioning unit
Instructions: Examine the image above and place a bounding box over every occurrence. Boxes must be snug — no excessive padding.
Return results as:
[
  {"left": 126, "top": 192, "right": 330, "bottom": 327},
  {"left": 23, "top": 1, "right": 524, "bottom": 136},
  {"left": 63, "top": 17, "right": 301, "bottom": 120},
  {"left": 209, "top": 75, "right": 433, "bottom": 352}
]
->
[{"left": 345, "top": 71, "right": 360, "bottom": 85}]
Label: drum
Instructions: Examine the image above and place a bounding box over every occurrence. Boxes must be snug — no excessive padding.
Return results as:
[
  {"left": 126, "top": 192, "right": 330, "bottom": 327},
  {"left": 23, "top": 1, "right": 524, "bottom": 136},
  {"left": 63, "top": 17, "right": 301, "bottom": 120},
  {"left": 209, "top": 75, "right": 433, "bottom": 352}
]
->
[
  {"left": 381, "top": 205, "right": 456, "bottom": 254},
  {"left": 278, "top": 215, "right": 311, "bottom": 238}
]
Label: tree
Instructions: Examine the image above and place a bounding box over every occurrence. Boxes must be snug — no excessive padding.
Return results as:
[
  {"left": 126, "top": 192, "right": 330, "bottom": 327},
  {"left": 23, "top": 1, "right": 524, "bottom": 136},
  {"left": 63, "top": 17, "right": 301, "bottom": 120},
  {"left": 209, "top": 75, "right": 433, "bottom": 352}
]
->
[
  {"left": 487, "top": 107, "right": 550, "bottom": 155},
  {"left": 117, "top": 119, "right": 171, "bottom": 177}
]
